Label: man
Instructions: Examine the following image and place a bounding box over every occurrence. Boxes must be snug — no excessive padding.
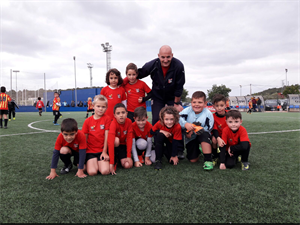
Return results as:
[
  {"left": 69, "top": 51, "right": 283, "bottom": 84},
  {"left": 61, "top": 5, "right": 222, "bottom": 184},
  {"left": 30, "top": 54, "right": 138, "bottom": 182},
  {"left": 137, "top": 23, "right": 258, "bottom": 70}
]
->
[{"left": 138, "top": 45, "right": 185, "bottom": 159}]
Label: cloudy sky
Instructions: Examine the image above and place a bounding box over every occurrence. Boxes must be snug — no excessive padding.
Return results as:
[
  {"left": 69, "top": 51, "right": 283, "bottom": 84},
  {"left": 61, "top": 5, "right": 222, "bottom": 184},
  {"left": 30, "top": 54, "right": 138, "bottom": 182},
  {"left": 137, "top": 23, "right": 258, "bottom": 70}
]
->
[{"left": 1, "top": 0, "right": 299, "bottom": 98}]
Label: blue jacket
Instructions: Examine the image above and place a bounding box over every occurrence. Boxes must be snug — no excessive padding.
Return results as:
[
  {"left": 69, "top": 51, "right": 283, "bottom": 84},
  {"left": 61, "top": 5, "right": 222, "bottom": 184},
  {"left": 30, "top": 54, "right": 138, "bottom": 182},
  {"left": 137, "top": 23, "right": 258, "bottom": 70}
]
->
[{"left": 138, "top": 57, "right": 185, "bottom": 102}]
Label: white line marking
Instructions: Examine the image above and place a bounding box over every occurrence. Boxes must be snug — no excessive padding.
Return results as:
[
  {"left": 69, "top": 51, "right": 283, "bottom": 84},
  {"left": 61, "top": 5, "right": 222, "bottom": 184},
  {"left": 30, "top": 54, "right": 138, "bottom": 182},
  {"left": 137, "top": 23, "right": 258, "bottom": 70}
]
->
[
  {"left": 248, "top": 129, "right": 300, "bottom": 135},
  {"left": 28, "top": 120, "right": 60, "bottom": 132}
]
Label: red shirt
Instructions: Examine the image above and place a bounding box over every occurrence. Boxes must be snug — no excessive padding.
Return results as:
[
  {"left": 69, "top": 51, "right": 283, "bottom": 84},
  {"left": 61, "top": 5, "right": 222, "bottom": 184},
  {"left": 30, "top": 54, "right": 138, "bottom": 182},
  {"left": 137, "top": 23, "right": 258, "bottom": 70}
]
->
[
  {"left": 222, "top": 126, "right": 251, "bottom": 151},
  {"left": 100, "top": 86, "right": 126, "bottom": 119},
  {"left": 108, "top": 118, "right": 133, "bottom": 164},
  {"left": 82, "top": 115, "right": 111, "bottom": 154},
  {"left": 151, "top": 121, "right": 182, "bottom": 142},
  {"left": 87, "top": 100, "right": 93, "bottom": 110},
  {"left": 212, "top": 112, "right": 228, "bottom": 138},
  {"left": 0, "top": 93, "right": 11, "bottom": 110},
  {"left": 54, "top": 130, "right": 87, "bottom": 152},
  {"left": 36, "top": 100, "right": 44, "bottom": 109},
  {"left": 52, "top": 97, "right": 60, "bottom": 111},
  {"left": 123, "top": 80, "right": 151, "bottom": 112},
  {"left": 132, "top": 121, "right": 153, "bottom": 140}
]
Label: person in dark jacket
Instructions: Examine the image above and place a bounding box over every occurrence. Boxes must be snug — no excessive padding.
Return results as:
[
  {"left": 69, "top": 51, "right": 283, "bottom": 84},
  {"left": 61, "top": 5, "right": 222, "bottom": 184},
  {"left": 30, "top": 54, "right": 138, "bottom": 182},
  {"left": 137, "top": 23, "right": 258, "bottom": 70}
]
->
[
  {"left": 138, "top": 45, "right": 186, "bottom": 159},
  {"left": 8, "top": 99, "right": 19, "bottom": 121}
]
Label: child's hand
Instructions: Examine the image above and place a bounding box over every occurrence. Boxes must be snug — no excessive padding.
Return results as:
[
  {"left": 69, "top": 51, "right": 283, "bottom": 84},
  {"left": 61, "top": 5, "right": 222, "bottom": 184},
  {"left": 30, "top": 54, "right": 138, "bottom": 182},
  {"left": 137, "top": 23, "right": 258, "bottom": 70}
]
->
[
  {"left": 160, "top": 130, "right": 172, "bottom": 138},
  {"left": 170, "top": 156, "right": 179, "bottom": 165},
  {"left": 134, "top": 161, "right": 143, "bottom": 167},
  {"left": 219, "top": 163, "right": 226, "bottom": 170},
  {"left": 184, "top": 123, "right": 195, "bottom": 133},
  {"left": 75, "top": 169, "right": 87, "bottom": 178},
  {"left": 186, "top": 131, "right": 192, "bottom": 139},
  {"left": 228, "top": 147, "right": 233, "bottom": 157},
  {"left": 109, "top": 164, "right": 116, "bottom": 175},
  {"left": 217, "top": 137, "right": 226, "bottom": 147},
  {"left": 145, "top": 157, "right": 152, "bottom": 166},
  {"left": 138, "top": 97, "right": 143, "bottom": 103},
  {"left": 101, "top": 152, "right": 110, "bottom": 161},
  {"left": 46, "top": 171, "right": 59, "bottom": 180}
]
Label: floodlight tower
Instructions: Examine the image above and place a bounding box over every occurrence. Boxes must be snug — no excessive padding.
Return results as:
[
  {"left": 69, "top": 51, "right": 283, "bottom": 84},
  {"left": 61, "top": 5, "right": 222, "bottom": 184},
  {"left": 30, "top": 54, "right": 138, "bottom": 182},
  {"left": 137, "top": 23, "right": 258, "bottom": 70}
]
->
[
  {"left": 13, "top": 70, "right": 20, "bottom": 105},
  {"left": 87, "top": 63, "right": 93, "bottom": 87},
  {"left": 101, "top": 42, "right": 112, "bottom": 71}
]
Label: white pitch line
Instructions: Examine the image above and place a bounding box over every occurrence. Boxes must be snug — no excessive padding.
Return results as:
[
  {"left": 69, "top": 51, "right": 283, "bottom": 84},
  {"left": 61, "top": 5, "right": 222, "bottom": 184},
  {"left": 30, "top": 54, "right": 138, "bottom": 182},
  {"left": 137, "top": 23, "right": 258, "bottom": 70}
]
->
[
  {"left": 248, "top": 129, "right": 300, "bottom": 135},
  {"left": 28, "top": 120, "right": 60, "bottom": 132}
]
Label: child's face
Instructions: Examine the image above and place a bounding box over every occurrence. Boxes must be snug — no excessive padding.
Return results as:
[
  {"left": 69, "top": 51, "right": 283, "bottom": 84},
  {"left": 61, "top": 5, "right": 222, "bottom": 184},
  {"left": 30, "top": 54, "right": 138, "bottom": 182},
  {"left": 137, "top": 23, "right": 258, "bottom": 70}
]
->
[
  {"left": 226, "top": 117, "right": 242, "bottom": 132},
  {"left": 127, "top": 69, "right": 138, "bottom": 84},
  {"left": 163, "top": 113, "right": 175, "bottom": 128},
  {"left": 191, "top": 97, "right": 206, "bottom": 114},
  {"left": 54, "top": 93, "right": 59, "bottom": 98},
  {"left": 62, "top": 131, "right": 77, "bottom": 143},
  {"left": 213, "top": 101, "right": 226, "bottom": 115},
  {"left": 134, "top": 116, "right": 148, "bottom": 130},
  {"left": 94, "top": 100, "right": 107, "bottom": 117},
  {"left": 114, "top": 107, "right": 127, "bottom": 124},
  {"left": 109, "top": 72, "right": 119, "bottom": 88}
]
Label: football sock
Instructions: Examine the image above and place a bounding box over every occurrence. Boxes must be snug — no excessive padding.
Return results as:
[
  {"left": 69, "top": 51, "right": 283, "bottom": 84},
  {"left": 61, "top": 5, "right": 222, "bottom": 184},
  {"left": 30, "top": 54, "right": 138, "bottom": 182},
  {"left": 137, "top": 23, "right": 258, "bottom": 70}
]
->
[
  {"left": 60, "top": 153, "right": 72, "bottom": 166},
  {"left": 4, "top": 119, "right": 8, "bottom": 127},
  {"left": 203, "top": 153, "right": 212, "bottom": 162},
  {"left": 0, "top": 119, "right": 2, "bottom": 127}
]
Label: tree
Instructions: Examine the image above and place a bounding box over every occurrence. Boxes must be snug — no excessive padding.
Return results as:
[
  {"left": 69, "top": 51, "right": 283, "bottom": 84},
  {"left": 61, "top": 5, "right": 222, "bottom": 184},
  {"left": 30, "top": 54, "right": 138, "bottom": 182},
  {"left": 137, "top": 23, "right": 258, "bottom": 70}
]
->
[
  {"left": 207, "top": 84, "right": 231, "bottom": 101},
  {"left": 181, "top": 88, "right": 188, "bottom": 102},
  {"left": 283, "top": 84, "right": 300, "bottom": 97}
]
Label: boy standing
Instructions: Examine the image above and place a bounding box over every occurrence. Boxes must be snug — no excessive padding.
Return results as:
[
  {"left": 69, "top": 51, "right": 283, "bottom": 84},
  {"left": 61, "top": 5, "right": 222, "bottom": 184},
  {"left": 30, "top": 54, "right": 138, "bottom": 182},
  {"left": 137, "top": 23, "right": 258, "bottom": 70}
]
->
[
  {"left": 179, "top": 91, "right": 214, "bottom": 170},
  {"left": 36, "top": 97, "right": 44, "bottom": 116},
  {"left": 8, "top": 99, "right": 19, "bottom": 121},
  {"left": 219, "top": 110, "right": 251, "bottom": 170},
  {"left": 52, "top": 92, "right": 62, "bottom": 125},
  {"left": 0, "top": 86, "right": 11, "bottom": 129},
  {"left": 46, "top": 118, "right": 87, "bottom": 180}
]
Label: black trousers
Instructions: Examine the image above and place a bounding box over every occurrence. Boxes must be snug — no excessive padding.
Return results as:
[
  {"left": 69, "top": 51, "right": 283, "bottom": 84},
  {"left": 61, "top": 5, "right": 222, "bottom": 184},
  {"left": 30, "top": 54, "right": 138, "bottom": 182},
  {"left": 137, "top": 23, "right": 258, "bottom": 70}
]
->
[
  {"left": 8, "top": 110, "right": 15, "bottom": 119},
  {"left": 222, "top": 146, "right": 250, "bottom": 168}
]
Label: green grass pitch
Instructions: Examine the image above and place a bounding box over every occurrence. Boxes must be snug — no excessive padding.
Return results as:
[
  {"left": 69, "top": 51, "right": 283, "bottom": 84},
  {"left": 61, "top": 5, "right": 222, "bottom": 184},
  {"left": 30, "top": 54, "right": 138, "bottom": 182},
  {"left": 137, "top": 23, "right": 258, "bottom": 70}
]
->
[{"left": 0, "top": 111, "right": 299, "bottom": 223}]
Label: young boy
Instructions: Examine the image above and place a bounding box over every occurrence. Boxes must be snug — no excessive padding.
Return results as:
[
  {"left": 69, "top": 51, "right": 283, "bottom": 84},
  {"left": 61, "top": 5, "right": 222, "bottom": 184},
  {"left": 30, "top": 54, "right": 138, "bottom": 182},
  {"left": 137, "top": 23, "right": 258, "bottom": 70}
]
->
[
  {"left": 179, "top": 91, "right": 214, "bottom": 170},
  {"left": 8, "top": 99, "right": 19, "bottom": 121},
  {"left": 211, "top": 94, "right": 229, "bottom": 165},
  {"left": 85, "top": 97, "right": 94, "bottom": 118},
  {"left": 219, "top": 110, "right": 251, "bottom": 170},
  {"left": 36, "top": 97, "right": 44, "bottom": 116},
  {"left": 46, "top": 118, "right": 87, "bottom": 180},
  {"left": 107, "top": 103, "right": 133, "bottom": 175},
  {"left": 131, "top": 106, "right": 155, "bottom": 167},
  {"left": 0, "top": 86, "right": 11, "bottom": 129},
  {"left": 52, "top": 92, "right": 62, "bottom": 125}
]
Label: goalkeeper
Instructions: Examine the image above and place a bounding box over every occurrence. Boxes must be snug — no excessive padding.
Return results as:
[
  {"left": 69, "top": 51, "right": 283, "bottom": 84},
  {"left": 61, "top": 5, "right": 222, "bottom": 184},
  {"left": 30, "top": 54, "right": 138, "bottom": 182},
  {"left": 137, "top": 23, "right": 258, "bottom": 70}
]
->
[
  {"left": 179, "top": 91, "right": 214, "bottom": 170},
  {"left": 52, "top": 92, "right": 62, "bottom": 125}
]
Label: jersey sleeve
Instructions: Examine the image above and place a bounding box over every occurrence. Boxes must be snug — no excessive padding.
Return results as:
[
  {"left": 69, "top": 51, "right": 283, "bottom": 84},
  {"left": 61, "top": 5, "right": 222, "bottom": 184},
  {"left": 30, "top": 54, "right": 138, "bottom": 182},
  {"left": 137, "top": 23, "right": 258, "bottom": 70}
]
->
[
  {"left": 77, "top": 131, "right": 87, "bottom": 150},
  {"left": 121, "top": 87, "right": 127, "bottom": 101},
  {"left": 81, "top": 119, "right": 89, "bottom": 134},
  {"left": 126, "top": 124, "right": 133, "bottom": 158},
  {"left": 142, "top": 80, "right": 152, "bottom": 93},
  {"left": 108, "top": 121, "right": 117, "bottom": 164},
  {"left": 54, "top": 134, "right": 63, "bottom": 150},
  {"left": 172, "top": 124, "right": 182, "bottom": 141}
]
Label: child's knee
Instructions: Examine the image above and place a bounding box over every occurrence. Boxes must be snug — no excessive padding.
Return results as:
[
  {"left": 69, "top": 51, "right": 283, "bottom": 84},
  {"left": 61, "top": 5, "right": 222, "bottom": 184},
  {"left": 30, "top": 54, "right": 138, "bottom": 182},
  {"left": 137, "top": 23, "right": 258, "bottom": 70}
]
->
[
  {"left": 99, "top": 167, "right": 110, "bottom": 175},
  {"left": 212, "top": 136, "right": 217, "bottom": 144},
  {"left": 189, "top": 157, "right": 199, "bottom": 163},
  {"left": 87, "top": 169, "right": 98, "bottom": 176},
  {"left": 122, "top": 159, "right": 133, "bottom": 169},
  {"left": 114, "top": 137, "right": 120, "bottom": 147},
  {"left": 60, "top": 147, "right": 71, "bottom": 154},
  {"left": 201, "top": 142, "right": 212, "bottom": 154}
]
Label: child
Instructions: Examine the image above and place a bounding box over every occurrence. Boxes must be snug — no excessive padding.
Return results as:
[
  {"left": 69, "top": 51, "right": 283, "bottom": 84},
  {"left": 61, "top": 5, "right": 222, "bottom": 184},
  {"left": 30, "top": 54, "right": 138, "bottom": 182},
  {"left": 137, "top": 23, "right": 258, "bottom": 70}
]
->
[
  {"left": 219, "top": 110, "right": 251, "bottom": 170},
  {"left": 46, "top": 118, "right": 87, "bottom": 180},
  {"left": 85, "top": 97, "right": 94, "bottom": 118},
  {"left": 8, "top": 99, "right": 19, "bottom": 121},
  {"left": 108, "top": 103, "right": 133, "bottom": 175},
  {"left": 52, "top": 92, "right": 62, "bottom": 125},
  {"left": 131, "top": 106, "right": 155, "bottom": 167},
  {"left": 0, "top": 86, "right": 11, "bottom": 129},
  {"left": 122, "top": 63, "right": 152, "bottom": 122},
  {"left": 36, "top": 97, "right": 44, "bottom": 116},
  {"left": 211, "top": 94, "right": 229, "bottom": 165},
  {"left": 151, "top": 106, "right": 183, "bottom": 170},
  {"left": 179, "top": 91, "right": 214, "bottom": 170},
  {"left": 247, "top": 99, "right": 253, "bottom": 114},
  {"left": 82, "top": 95, "right": 111, "bottom": 176},
  {"left": 100, "top": 68, "right": 127, "bottom": 120}
]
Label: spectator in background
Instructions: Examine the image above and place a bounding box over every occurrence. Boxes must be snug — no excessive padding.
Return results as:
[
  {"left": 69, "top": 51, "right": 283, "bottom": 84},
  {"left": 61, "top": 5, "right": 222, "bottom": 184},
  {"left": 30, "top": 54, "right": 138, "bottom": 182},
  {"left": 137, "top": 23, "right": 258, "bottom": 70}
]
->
[
  {"left": 71, "top": 101, "right": 75, "bottom": 107},
  {"left": 257, "top": 97, "right": 262, "bottom": 112},
  {"left": 252, "top": 97, "right": 257, "bottom": 112}
]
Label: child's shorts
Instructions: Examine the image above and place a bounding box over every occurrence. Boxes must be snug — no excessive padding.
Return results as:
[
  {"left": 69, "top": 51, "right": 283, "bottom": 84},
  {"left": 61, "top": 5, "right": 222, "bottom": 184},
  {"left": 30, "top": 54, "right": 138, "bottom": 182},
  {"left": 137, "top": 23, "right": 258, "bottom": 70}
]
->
[
  {"left": 186, "top": 132, "right": 211, "bottom": 161},
  {"left": 85, "top": 152, "right": 103, "bottom": 163},
  {"left": 0, "top": 110, "right": 8, "bottom": 115},
  {"left": 53, "top": 110, "right": 60, "bottom": 116},
  {"left": 87, "top": 109, "right": 94, "bottom": 112},
  {"left": 38, "top": 108, "right": 42, "bottom": 111},
  {"left": 115, "top": 145, "right": 127, "bottom": 161}
]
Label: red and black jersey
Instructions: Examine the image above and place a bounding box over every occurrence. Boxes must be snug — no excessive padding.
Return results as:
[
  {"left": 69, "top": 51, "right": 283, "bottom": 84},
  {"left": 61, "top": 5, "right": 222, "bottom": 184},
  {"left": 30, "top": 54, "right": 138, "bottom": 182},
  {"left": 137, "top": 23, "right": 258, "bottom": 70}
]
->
[
  {"left": 151, "top": 121, "right": 182, "bottom": 142},
  {"left": 123, "top": 80, "right": 151, "bottom": 112},
  {"left": 82, "top": 115, "right": 111, "bottom": 154},
  {"left": 108, "top": 118, "right": 133, "bottom": 164},
  {"left": 0, "top": 93, "right": 11, "bottom": 110},
  {"left": 132, "top": 121, "right": 153, "bottom": 140},
  {"left": 222, "top": 126, "right": 251, "bottom": 151},
  {"left": 52, "top": 97, "right": 60, "bottom": 111},
  {"left": 212, "top": 111, "right": 228, "bottom": 138},
  {"left": 87, "top": 100, "right": 93, "bottom": 110},
  {"left": 36, "top": 100, "right": 44, "bottom": 109},
  {"left": 100, "top": 86, "right": 126, "bottom": 119},
  {"left": 54, "top": 130, "right": 87, "bottom": 152}
]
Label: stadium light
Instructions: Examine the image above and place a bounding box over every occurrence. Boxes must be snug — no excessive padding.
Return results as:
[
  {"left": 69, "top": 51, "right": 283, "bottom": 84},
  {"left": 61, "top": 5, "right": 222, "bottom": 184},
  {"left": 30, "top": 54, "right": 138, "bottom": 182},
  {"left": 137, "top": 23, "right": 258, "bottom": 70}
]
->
[
  {"left": 87, "top": 63, "right": 93, "bottom": 87},
  {"left": 285, "top": 69, "right": 288, "bottom": 87},
  {"left": 101, "top": 42, "right": 112, "bottom": 71},
  {"left": 73, "top": 56, "right": 77, "bottom": 107},
  {"left": 13, "top": 70, "right": 20, "bottom": 105}
]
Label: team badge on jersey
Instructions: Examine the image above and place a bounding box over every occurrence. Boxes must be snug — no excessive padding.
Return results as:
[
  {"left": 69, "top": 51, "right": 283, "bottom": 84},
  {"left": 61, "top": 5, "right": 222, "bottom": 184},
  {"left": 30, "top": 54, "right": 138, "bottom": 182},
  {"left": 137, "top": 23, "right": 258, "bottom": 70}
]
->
[
  {"left": 168, "top": 78, "right": 173, "bottom": 84},
  {"left": 108, "top": 94, "right": 113, "bottom": 99},
  {"left": 123, "top": 130, "right": 127, "bottom": 135},
  {"left": 100, "top": 124, "right": 105, "bottom": 130},
  {"left": 73, "top": 144, "right": 79, "bottom": 148},
  {"left": 90, "top": 125, "right": 95, "bottom": 130},
  {"left": 118, "top": 94, "right": 121, "bottom": 98},
  {"left": 117, "top": 131, "right": 121, "bottom": 136},
  {"left": 128, "top": 89, "right": 131, "bottom": 94},
  {"left": 136, "top": 89, "right": 140, "bottom": 93},
  {"left": 229, "top": 138, "right": 233, "bottom": 143},
  {"left": 218, "top": 124, "right": 223, "bottom": 129}
]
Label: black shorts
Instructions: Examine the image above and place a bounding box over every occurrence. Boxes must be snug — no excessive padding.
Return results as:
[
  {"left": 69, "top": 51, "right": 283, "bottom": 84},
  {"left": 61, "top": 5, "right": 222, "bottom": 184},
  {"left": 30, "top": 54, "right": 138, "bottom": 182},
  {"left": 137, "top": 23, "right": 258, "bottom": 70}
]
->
[
  {"left": 85, "top": 152, "right": 103, "bottom": 163},
  {"left": 186, "top": 132, "right": 211, "bottom": 160},
  {"left": 0, "top": 110, "right": 8, "bottom": 115},
  {"left": 114, "top": 145, "right": 127, "bottom": 161},
  {"left": 87, "top": 109, "right": 94, "bottom": 112},
  {"left": 53, "top": 110, "right": 60, "bottom": 116},
  {"left": 38, "top": 108, "right": 42, "bottom": 111}
]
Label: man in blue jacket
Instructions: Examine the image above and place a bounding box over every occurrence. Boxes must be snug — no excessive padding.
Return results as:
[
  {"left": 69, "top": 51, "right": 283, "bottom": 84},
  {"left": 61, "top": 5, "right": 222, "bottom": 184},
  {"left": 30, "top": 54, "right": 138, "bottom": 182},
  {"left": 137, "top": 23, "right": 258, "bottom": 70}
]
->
[{"left": 138, "top": 45, "right": 186, "bottom": 159}]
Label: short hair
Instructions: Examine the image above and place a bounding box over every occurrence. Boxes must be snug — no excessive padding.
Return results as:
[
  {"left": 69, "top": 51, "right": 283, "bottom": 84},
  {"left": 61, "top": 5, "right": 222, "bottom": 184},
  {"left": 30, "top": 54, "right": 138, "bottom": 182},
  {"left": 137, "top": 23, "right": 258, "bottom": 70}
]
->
[
  {"left": 105, "top": 68, "right": 123, "bottom": 86},
  {"left": 114, "top": 103, "right": 127, "bottom": 114},
  {"left": 226, "top": 109, "right": 242, "bottom": 120},
  {"left": 38, "top": 97, "right": 41, "bottom": 100},
  {"left": 1, "top": 86, "right": 6, "bottom": 93},
  {"left": 88, "top": 97, "right": 92, "bottom": 101},
  {"left": 134, "top": 106, "right": 147, "bottom": 119},
  {"left": 126, "top": 63, "right": 138, "bottom": 75},
  {"left": 61, "top": 118, "right": 78, "bottom": 132},
  {"left": 54, "top": 92, "right": 59, "bottom": 96},
  {"left": 212, "top": 94, "right": 227, "bottom": 104},
  {"left": 159, "top": 106, "right": 179, "bottom": 125},
  {"left": 192, "top": 91, "right": 206, "bottom": 102},
  {"left": 93, "top": 94, "right": 107, "bottom": 106}
]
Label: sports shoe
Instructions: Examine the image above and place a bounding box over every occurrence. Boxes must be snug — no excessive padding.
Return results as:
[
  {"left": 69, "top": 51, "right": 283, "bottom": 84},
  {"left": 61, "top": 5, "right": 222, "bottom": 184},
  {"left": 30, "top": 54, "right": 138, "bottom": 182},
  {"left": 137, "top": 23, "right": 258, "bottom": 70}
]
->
[
  {"left": 60, "top": 114, "right": 63, "bottom": 118},
  {"left": 60, "top": 163, "right": 73, "bottom": 174},
  {"left": 203, "top": 161, "right": 213, "bottom": 170},
  {"left": 54, "top": 123, "right": 60, "bottom": 125},
  {"left": 238, "top": 155, "right": 241, "bottom": 163},
  {"left": 178, "top": 151, "right": 185, "bottom": 160},
  {"left": 241, "top": 161, "right": 250, "bottom": 170},
  {"left": 154, "top": 160, "right": 162, "bottom": 170},
  {"left": 4, "top": 126, "right": 7, "bottom": 129},
  {"left": 13, "top": 118, "right": 15, "bottom": 120},
  {"left": 0, "top": 126, "right": 2, "bottom": 128},
  {"left": 212, "top": 158, "right": 218, "bottom": 166},
  {"left": 9, "top": 119, "right": 11, "bottom": 121}
]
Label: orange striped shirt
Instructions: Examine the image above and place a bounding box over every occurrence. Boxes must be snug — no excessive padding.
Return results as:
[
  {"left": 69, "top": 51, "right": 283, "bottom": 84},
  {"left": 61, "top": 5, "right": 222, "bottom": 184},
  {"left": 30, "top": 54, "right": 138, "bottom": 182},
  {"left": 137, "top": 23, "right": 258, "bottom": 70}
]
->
[
  {"left": 52, "top": 97, "right": 60, "bottom": 111},
  {"left": 0, "top": 93, "right": 11, "bottom": 110}
]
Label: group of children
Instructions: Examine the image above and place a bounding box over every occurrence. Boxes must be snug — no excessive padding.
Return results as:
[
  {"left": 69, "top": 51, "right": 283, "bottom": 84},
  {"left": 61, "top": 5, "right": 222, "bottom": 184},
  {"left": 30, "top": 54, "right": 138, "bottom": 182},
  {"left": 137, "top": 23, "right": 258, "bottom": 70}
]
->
[{"left": 46, "top": 76, "right": 252, "bottom": 179}]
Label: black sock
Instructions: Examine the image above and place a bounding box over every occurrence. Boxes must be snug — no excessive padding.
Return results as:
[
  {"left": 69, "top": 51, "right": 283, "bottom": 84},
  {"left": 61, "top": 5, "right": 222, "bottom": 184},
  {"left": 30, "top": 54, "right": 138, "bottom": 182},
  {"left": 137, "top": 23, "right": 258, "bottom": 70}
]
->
[
  {"left": 4, "top": 119, "right": 8, "bottom": 127},
  {"left": 203, "top": 153, "right": 212, "bottom": 162},
  {"left": 60, "top": 153, "right": 72, "bottom": 166},
  {"left": 0, "top": 119, "right": 2, "bottom": 127}
]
